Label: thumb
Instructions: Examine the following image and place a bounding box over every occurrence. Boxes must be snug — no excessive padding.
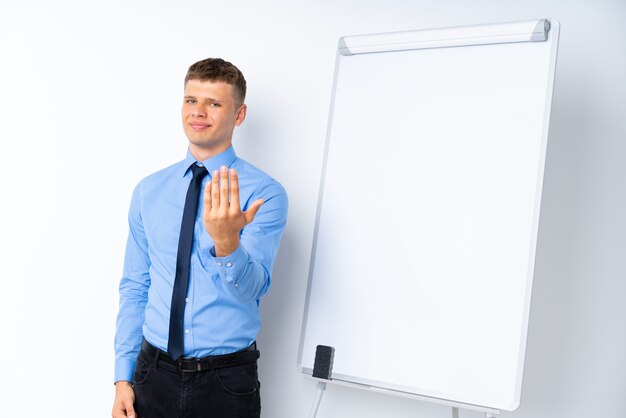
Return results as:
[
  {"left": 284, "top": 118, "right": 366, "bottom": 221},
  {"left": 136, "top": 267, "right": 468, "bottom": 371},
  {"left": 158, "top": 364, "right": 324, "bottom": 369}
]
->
[
  {"left": 125, "top": 400, "right": 136, "bottom": 418},
  {"left": 243, "top": 198, "right": 264, "bottom": 224}
]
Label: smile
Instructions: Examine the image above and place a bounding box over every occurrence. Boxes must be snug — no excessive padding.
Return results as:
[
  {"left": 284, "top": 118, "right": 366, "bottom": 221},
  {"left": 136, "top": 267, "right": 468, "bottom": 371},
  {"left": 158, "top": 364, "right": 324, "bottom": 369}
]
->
[{"left": 189, "top": 123, "right": 212, "bottom": 131}]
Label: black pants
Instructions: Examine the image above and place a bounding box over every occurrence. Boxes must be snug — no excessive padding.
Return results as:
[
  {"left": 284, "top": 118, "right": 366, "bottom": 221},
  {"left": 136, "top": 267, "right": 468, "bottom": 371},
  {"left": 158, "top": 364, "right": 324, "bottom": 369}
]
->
[{"left": 133, "top": 344, "right": 261, "bottom": 418}]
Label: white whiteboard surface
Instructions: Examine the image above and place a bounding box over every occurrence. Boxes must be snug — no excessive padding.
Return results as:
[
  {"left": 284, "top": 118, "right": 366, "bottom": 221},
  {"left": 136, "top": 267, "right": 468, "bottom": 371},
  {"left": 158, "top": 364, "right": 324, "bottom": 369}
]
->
[{"left": 298, "top": 19, "right": 560, "bottom": 412}]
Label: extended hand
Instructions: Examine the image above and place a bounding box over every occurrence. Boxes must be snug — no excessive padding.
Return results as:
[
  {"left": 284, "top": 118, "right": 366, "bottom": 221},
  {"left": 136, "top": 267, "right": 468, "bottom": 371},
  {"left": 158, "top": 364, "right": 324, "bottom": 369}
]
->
[{"left": 203, "top": 166, "right": 264, "bottom": 256}]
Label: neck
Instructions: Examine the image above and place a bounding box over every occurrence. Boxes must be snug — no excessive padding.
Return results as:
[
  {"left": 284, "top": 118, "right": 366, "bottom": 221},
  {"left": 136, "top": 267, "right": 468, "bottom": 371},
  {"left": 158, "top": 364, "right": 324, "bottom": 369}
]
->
[{"left": 188, "top": 141, "right": 232, "bottom": 162}]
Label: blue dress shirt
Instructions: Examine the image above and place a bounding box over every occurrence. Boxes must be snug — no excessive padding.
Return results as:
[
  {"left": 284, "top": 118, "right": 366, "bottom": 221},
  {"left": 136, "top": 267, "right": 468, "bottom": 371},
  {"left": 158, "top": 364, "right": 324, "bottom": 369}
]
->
[{"left": 114, "top": 146, "right": 288, "bottom": 382}]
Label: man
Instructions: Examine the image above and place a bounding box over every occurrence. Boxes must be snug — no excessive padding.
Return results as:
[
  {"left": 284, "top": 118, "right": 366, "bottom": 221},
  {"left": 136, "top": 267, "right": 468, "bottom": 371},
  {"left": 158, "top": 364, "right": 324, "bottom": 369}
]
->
[{"left": 112, "top": 58, "right": 288, "bottom": 418}]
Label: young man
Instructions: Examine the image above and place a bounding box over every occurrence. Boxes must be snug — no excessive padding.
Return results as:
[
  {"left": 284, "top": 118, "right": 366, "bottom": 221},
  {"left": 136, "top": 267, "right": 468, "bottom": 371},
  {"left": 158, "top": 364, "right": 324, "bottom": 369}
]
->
[{"left": 112, "top": 58, "right": 288, "bottom": 418}]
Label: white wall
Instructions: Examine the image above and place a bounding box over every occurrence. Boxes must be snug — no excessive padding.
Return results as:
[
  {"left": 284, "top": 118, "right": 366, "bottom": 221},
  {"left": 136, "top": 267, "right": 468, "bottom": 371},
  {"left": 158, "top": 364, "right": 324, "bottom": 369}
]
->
[{"left": 0, "top": 1, "right": 624, "bottom": 417}]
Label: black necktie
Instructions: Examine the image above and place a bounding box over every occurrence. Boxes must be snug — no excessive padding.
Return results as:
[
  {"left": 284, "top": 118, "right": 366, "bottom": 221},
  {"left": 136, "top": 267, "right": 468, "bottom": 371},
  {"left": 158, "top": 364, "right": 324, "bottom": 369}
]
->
[{"left": 168, "top": 163, "right": 208, "bottom": 360}]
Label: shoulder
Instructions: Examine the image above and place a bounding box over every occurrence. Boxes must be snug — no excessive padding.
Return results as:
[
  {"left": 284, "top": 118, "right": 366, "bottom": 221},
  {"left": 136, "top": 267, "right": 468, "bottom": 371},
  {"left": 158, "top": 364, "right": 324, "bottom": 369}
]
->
[
  {"left": 233, "top": 157, "right": 288, "bottom": 202},
  {"left": 133, "top": 159, "right": 186, "bottom": 197}
]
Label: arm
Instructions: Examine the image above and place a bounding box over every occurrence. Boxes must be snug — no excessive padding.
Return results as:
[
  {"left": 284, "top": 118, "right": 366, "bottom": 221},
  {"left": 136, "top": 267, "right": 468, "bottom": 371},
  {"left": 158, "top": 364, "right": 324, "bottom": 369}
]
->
[
  {"left": 203, "top": 166, "right": 287, "bottom": 302},
  {"left": 112, "top": 184, "right": 150, "bottom": 416}
]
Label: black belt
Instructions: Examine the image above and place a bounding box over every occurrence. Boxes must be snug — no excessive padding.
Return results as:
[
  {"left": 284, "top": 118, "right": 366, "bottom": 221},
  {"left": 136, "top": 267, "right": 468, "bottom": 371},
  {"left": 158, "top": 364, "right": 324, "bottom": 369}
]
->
[{"left": 141, "top": 338, "right": 259, "bottom": 373}]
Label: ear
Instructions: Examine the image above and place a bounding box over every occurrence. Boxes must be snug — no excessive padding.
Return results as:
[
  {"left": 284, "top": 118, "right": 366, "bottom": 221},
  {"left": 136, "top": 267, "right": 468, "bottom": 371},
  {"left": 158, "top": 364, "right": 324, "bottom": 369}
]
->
[{"left": 234, "top": 104, "right": 247, "bottom": 126}]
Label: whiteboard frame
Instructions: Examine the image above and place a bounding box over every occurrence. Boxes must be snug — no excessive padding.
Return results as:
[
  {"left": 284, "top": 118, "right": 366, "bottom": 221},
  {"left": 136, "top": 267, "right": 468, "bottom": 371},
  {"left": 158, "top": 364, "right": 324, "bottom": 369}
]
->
[{"left": 298, "top": 18, "right": 560, "bottom": 414}]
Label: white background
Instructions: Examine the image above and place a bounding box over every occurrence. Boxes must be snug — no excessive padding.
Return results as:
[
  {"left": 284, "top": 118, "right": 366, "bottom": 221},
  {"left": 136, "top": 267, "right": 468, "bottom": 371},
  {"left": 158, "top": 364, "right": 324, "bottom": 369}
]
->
[{"left": 0, "top": 1, "right": 624, "bottom": 417}]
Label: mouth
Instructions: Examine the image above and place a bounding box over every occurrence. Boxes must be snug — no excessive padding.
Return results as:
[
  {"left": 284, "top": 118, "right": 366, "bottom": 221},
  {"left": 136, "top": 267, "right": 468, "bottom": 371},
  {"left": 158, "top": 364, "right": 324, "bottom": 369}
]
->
[{"left": 189, "top": 122, "right": 212, "bottom": 131}]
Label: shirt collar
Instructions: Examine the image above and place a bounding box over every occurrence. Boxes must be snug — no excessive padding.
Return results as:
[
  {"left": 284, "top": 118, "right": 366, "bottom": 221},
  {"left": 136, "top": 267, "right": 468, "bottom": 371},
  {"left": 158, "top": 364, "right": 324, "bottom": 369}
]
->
[{"left": 181, "top": 146, "right": 238, "bottom": 177}]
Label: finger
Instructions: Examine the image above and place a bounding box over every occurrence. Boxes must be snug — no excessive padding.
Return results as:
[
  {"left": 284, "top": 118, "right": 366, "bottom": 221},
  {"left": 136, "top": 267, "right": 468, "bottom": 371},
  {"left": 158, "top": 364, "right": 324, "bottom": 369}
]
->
[
  {"left": 112, "top": 399, "right": 126, "bottom": 418},
  {"left": 203, "top": 182, "right": 212, "bottom": 211},
  {"left": 219, "top": 166, "right": 229, "bottom": 210},
  {"left": 124, "top": 399, "right": 136, "bottom": 418},
  {"left": 229, "top": 169, "right": 240, "bottom": 213},
  {"left": 112, "top": 403, "right": 127, "bottom": 418},
  {"left": 211, "top": 170, "right": 220, "bottom": 212},
  {"left": 243, "top": 198, "right": 264, "bottom": 225}
]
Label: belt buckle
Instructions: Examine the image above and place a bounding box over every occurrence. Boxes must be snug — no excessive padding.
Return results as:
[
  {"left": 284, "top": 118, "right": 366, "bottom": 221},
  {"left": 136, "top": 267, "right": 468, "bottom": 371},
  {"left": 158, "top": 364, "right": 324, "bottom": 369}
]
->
[{"left": 178, "top": 358, "right": 202, "bottom": 372}]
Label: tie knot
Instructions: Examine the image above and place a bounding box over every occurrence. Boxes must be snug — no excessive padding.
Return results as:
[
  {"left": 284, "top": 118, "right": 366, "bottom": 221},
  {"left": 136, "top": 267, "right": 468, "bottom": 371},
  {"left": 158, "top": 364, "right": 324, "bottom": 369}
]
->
[{"left": 190, "top": 164, "right": 208, "bottom": 181}]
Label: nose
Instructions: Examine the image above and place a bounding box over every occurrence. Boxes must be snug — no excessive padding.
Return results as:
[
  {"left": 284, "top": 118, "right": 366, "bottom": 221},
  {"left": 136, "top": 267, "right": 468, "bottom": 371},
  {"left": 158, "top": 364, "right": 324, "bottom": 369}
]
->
[{"left": 191, "top": 104, "right": 206, "bottom": 118}]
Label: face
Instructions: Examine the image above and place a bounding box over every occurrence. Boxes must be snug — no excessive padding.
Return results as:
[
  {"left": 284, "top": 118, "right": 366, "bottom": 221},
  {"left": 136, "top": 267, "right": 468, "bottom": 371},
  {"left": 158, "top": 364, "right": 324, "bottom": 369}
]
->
[{"left": 182, "top": 79, "right": 246, "bottom": 156}]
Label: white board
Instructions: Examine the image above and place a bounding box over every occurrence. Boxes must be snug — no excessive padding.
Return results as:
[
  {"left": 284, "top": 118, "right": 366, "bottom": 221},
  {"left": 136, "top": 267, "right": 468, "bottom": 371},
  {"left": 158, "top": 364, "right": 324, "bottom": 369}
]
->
[{"left": 298, "top": 19, "right": 560, "bottom": 412}]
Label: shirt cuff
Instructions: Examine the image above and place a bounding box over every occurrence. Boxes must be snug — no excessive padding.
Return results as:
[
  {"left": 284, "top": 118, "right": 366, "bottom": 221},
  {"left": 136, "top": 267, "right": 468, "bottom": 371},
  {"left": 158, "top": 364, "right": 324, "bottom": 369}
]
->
[
  {"left": 210, "top": 244, "right": 248, "bottom": 284},
  {"left": 114, "top": 358, "right": 136, "bottom": 384}
]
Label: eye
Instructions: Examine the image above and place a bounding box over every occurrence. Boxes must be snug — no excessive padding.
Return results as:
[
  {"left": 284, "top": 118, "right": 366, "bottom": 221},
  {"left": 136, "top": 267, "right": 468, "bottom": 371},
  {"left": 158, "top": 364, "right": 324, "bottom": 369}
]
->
[
  {"left": 186, "top": 99, "right": 196, "bottom": 104},
  {"left": 209, "top": 102, "right": 221, "bottom": 108}
]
